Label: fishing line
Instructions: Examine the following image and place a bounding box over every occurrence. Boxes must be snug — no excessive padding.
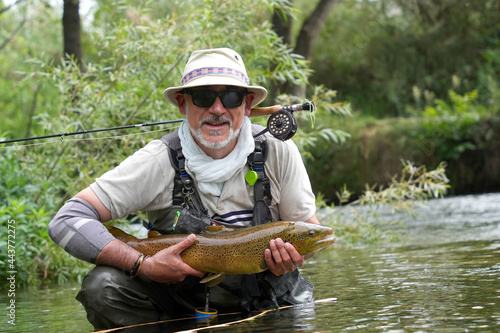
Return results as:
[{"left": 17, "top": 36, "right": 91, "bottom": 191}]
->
[
  {"left": 0, "top": 119, "right": 184, "bottom": 145},
  {"left": 0, "top": 125, "right": 181, "bottom": 150}
]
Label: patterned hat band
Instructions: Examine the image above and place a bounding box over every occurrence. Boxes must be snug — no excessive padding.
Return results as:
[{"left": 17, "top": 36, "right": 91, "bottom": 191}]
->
[
  {"left": 181, "top": 67, "right": 250, "bottom": 86},
  {"left": 164, "top": 48, "right": 267, "bottom": 107}
]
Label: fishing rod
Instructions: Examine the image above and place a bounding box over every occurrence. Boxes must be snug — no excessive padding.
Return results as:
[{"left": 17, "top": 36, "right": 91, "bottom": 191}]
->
[
  {"left": 0, "top": 101, "right": 314, "bottom": 145},
  {"left": 0, "top": 119, "right": 184, "bottom": 145}
]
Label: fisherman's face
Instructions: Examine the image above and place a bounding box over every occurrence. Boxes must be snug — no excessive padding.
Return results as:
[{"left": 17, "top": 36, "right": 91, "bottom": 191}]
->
[{"left": 176, "top": 85, "right": 254, "bottom": 157}]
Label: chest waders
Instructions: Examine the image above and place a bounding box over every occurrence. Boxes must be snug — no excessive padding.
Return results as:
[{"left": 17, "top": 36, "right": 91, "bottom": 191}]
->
[{"left": 144, "top": 123, "right": 313, "bottom": 312}]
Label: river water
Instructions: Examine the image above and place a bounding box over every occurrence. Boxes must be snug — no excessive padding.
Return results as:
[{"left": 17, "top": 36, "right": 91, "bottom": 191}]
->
[{"left": 2, "top": 193, "right": 499, "bottom": 332}]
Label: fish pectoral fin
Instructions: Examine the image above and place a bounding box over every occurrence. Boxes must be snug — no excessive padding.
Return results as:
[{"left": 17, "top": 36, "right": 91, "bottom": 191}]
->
[
  {"left": 203, "top": 225, "right": 234, "bottom": 234},
  {"left": 200, "top": 273, "right": 226, "bottom": 287},
  {"left": 147, "top": 230, "right": 162, "bottom": 238}
]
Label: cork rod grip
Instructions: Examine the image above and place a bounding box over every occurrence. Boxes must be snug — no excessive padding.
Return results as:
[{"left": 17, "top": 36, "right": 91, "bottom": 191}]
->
[{"left": 249, "top": 105, "right": 282, "bottom": 117}]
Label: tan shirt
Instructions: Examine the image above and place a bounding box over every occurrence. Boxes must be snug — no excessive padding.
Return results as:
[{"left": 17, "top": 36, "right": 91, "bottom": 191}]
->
[{"left": 90, "top": 133, "right": 316, "bottom": 227}]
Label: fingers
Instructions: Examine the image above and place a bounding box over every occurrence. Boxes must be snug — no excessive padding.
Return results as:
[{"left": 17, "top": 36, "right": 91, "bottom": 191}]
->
[
  {"left": 171, "top": 234, "right": 197, "bottom": 254},
  {"left": 304, "top": 253, "right": 315, "bottom": 260},
  {"left": 139, "top": 235, "right": 205, "bottom": 283},
  {"left": 266, "top": 238, "right": 304, "bottom": 276},
  {"left": 181, "top": 269, "right": 205, "bottom": 280},
  {"left": 170, "top": 234, "right": 205, "bottom": 278}
]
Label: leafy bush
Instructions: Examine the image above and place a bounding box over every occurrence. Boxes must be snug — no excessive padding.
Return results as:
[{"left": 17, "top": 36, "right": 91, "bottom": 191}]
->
[
  {"left": 318, "top": 160, "right": 449, "bottom": 245},
  {"left": 419, "top": 90, "right": 486, "bottom": 160},
  {"left": 0, "top": 146, "right": 92, "bottom": 286}
]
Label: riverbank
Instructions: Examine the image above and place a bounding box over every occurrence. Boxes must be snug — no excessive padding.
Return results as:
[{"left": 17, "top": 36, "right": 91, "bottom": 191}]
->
[{"left": 306, "top": 113, "right": 500, "bottom": 203}]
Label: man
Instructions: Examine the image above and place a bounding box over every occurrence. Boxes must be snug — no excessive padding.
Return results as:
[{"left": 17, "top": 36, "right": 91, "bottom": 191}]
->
[{"left": 49, "top": 48, "right": 320, "bottom": 329}]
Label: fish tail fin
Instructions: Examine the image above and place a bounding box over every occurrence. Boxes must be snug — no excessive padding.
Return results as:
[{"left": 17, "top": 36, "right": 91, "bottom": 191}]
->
[{"left": 105, "top": 225, "right": 139, "bottom": 243}]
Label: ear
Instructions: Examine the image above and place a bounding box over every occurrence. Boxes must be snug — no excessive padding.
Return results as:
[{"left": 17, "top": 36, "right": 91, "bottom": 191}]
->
[
  {"left": 244, "top": 92, "right": 255, "bottom": 117},
  {"left": 175, "top": 92, "right": 187, "bottom": 115}
]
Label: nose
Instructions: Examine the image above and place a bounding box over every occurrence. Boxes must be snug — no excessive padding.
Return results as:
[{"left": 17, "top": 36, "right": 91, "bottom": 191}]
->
[{"left": 208, "top": 96, "right": 226, "bottom": 116}]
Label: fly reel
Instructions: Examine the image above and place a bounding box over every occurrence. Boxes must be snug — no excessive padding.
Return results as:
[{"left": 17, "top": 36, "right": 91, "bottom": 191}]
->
[
  {"left": 253, "top": 101, "right": 314, "bottom": 141},
  {"left": 267, "top": 110, "right": 297, "bottom": 141}
]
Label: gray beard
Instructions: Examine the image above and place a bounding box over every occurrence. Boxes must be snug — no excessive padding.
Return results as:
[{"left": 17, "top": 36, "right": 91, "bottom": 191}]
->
[{"left": 185, "top": 103, "right": 244, "bottom": 150}]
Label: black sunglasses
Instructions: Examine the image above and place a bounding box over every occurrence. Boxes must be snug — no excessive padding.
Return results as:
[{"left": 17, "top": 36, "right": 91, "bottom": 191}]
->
[{"left": 183, "top": 89, "right": 247, "bottom": 108}]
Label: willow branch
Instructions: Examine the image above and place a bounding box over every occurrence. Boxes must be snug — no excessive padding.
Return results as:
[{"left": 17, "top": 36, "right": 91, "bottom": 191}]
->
[{"left": 0, "top": 18, "right": 26, "bottom": 51}]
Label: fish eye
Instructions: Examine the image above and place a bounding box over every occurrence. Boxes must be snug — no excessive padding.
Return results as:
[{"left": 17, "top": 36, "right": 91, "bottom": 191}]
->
[{"left": 309, "top": 230, "right": 315, "bottom": 236}]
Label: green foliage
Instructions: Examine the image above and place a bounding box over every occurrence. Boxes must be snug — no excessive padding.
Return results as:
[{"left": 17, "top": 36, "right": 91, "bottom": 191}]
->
[
  {"left": 345, "top": 160, "right": 450, "bottom": 207},
  {"left": 310, "top": 0, "right": 500, "bottom": 117},
  {"left": 0, "top": 1, "right": 62, "bottom": 138},
  {"left": 276, "top": 85, "right": 352, "bottom": 161},
  {"left": 0, "top": 146, "right": 92, "bottom": 286},
  {"left": 319, "top": 160, "right": 449, "bottom": 245},
  {"left": 0, "top": 0, "right": 344, "bottom": 286},
  {"left": 419, "top": 90, "right": 486, "bottom": 160},
  {"left": 307, "top": 84, "right": 500, "bottom": 203}
]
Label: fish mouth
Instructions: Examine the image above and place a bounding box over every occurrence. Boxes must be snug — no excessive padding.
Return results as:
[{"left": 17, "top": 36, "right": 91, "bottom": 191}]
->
[{"left": 309, "top": 234, "right": 336, "bottom": 254}]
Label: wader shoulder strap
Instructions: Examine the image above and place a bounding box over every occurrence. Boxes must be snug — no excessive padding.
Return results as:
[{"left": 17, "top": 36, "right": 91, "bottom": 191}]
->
[
  {"left": 160, "top": 124, "right": 272, "bottom": 226},
  {"left": 249, "top": 124, "right": 272, "bottom": 226},
  {"left": 160, "top": 130, "right": 184, "bottom": 207},
  {"left": 160, "top": 130, "right": 211, "bottom": 214},
  {"left": 160, "top": 130, "right": 215, "bottom": 233}
]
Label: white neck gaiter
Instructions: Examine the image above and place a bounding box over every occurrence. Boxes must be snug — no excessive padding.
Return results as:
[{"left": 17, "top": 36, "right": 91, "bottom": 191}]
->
[{"left": 178, "top": 117, "right": 255, "bottom": 196}]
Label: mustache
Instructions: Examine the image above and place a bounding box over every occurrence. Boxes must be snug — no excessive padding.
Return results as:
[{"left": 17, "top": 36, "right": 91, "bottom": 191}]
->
[{"left": 199, "top": 115, "right": 232, "bottom": 126}]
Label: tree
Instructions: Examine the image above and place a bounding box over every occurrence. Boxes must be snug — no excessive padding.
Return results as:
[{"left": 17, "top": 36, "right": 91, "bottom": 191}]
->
[
  {"left": 294, "top": 0, "right": 337, "bottom": 61},
  {"left": 271, "top": 0, "right": 337, "bottom": 99},
  {"left": 63, "top": 0, "right": 83, "bottom": 70}
]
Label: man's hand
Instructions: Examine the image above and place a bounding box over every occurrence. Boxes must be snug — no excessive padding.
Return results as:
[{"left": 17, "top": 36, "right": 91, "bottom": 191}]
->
[
  {"left": 139, "top": 234, "right": 206, "bottom": 284},
  {"left": 96, "top": 234, "right": 205, "bottom": 284},
  {"left": 264, "top": 238, "right": 305, "bottom": 276}
]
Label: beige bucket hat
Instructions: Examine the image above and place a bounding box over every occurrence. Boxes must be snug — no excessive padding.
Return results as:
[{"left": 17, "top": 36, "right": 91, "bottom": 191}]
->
[{"left": 164, "top": 48, "right": 267, "bottom": 107}]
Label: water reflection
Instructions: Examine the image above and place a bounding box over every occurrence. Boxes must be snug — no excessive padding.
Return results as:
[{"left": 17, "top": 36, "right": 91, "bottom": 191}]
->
[
  {"left": 302, "top": 239, "right": 500, "bottom": 332},
  {"left": 199, "top": 305, "right": 319, "bottom": 333},
  {"left": 1, "top": 284, "right": 92, "bottom": 332}
]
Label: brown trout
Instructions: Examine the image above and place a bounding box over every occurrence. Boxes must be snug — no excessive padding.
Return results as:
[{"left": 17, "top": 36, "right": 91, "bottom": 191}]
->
[{"left": 106, "top": 221, "right": 334, "bottom": 284}]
